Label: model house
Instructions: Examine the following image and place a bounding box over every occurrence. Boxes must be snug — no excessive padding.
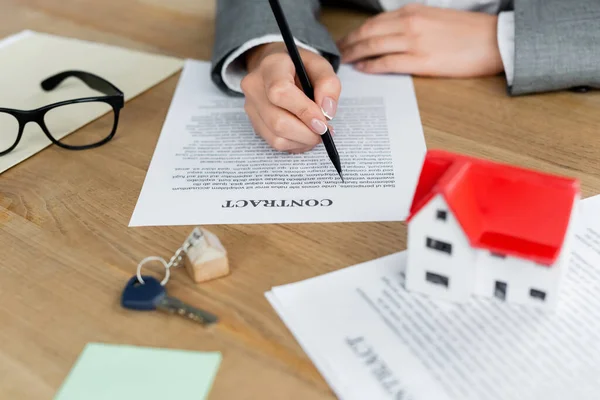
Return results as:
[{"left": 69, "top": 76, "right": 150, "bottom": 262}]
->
[{"left": 405, "top": 150, "right": 580, "bottom": 310}]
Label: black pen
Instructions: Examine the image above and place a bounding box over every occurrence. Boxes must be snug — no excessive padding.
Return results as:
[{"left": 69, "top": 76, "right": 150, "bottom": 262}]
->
[{"left": 268, "top": 0, "right": 344, "bottom": 182}]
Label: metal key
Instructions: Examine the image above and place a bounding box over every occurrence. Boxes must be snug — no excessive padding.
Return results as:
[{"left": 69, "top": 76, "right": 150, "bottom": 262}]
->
[{"left": 121, "top": 275, "right": 218, "bottom": 325}]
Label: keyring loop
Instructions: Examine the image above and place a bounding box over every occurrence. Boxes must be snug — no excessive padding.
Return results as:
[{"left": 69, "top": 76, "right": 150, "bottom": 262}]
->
[{"left": 136, "top": 256, "right": 170, "bottom": 286}]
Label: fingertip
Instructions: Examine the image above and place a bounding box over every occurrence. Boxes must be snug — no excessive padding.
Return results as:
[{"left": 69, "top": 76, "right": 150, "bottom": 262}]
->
[
  {"left": 314, "top": 78, "right": 341, "bottom": 120},
  {"left": 321, "top": 96, "right": 337, "bottom": 120},
  {"left": 310, "top": 118, "right": 328, "bottom": 135}
]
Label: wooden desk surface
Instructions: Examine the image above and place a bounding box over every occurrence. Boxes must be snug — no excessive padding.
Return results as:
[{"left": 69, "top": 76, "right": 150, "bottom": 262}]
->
[{"left": 1, "top": 0, "right": 599, "bottom": 398}]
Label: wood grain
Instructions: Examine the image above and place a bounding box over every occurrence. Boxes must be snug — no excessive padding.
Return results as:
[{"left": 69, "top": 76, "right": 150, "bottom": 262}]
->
[{"left": 1, "top": 1, "right": 600, "bottom": 399}]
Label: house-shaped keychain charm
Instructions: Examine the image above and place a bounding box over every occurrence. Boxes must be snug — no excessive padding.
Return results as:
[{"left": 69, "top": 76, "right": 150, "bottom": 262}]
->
[
  {"left": 405, "top": 150, "right": 580, "bottom": 311},
  {"left": 183, "top": 227, "right": 230, "bottom": 283}
]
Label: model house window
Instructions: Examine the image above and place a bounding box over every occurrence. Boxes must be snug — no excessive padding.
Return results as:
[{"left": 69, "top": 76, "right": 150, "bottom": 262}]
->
[
  {"left": 490, "top": 252, "right": 506, "bottom": 259},
  {"left": 494, "top": 281, "right": 507, "bottom": 301},
  {"left": 426, "top": 237, "right": 452, "bottom": 255},
  {"left": 426, "top": 272, "right": 449, "bottom": 288},
  {"left": 530, "top": 289, "right": 546, "bottom": 301},
  {"left": 436, "top": 210, "right": 447, "bottom": 221}
]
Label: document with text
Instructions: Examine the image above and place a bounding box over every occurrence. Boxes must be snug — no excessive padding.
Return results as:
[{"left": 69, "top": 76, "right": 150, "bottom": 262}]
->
[
  {"left": 129, "top": 59, "right": 426, "bottom": 226},
  {"left": 267, "top": 195, "right": 600, "bottom": 400}
]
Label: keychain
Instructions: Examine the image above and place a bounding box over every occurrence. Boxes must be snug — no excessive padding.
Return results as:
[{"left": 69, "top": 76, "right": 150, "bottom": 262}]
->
[
  {"left": 136, "top": 227, "right": 230, "bottom": 285},
  {"left": 121, "top": 274, "right": 219, "bottom": 326},
  {"left": 119, "top": 227, "right": 227, "bottom": 326}
]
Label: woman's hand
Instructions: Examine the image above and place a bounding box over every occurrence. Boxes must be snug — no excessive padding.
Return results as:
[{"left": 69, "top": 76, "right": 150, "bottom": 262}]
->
[
  {"left": 242, "top": 42, "right": 341, "bottom": 153},
  {"left": 338, "top": 4, "right": 503, "bottom": 78}
]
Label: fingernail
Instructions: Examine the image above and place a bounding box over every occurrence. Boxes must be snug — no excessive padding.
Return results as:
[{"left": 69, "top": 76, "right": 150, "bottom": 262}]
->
[
  {"left": 321, "top": 97, "right": 337, "bottom": 120},
  {"left": 310, "top": 118, "right": 328, "bottom": 135},
  {"left": 355, "top": 62, "right": 364, "bottom": 70},
  {"left": 331, "top": 127, "right": 336, "bottom": 136}
]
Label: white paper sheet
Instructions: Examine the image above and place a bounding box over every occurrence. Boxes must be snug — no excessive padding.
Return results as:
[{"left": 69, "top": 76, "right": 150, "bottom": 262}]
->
[
  {"left": 129, "top": 59, "right": 426, "bottom": 226},
  {"left": 0, "top": 30, "right": 33, "bottom": 50},
  {"left": 266, "top": 195, "right": 600, "bottom": 400}
]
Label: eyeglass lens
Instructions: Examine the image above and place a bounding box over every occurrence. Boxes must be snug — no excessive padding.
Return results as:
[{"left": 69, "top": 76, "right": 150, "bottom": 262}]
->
[
  {"left": 0, "top": 111, "right": 20, "bottom": 153},
  {"left": 44, "top": 101, "right": 115, "bottom": 147}
]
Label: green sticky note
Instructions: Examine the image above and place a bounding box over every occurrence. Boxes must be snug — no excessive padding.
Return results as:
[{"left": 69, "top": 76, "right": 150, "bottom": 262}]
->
[{"left": 54, "top": 343, "right": 222, "bottom": 400}]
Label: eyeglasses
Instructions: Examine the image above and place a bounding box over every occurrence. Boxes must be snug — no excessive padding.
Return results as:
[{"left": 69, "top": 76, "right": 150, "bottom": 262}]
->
[{"left": 0, "top": 70, "right": 124, "bottom": 156}]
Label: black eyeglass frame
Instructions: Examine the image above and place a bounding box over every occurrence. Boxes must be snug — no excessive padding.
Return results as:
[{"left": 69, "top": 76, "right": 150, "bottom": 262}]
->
[{"left": 0, "top": 70, "right": 124, "bottom": 156}]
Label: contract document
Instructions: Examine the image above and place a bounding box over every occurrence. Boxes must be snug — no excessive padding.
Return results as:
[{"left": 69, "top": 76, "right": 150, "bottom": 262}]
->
[
  {"left": 130, "top": 59, "right": 426, "bottom": 226},
  {"left": 266, "top": 195, "right": 600, "bottom": 400}
]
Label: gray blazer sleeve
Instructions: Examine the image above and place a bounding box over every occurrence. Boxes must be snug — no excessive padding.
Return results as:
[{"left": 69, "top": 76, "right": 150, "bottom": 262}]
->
[
  {"left": 510, "top": 0, "right": 600, "bottom": 95},
  {"left": 211, "top": 0, "right": 341, "bottom": 95}
]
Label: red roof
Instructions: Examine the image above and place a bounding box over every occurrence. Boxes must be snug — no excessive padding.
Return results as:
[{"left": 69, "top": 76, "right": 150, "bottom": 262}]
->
[{"left": 407, "top": 150, "right": 579, "bottom": 265}]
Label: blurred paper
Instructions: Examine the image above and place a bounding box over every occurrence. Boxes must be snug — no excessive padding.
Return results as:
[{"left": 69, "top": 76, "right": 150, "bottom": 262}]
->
[
  {"left": 266, "top": 195, "right": 600, "bottom": 400},
  {"left": 130, "top": 59, "right": 426, "bottom": 226},
  {"left": 0, "top": 30, "right": 183, "bottom": 174},
  {"left": 54, "top": 343, "right": 221, "bottom": 400}
]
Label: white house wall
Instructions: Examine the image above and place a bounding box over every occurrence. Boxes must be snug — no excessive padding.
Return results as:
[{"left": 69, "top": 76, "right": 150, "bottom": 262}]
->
[
  {"left": 473, "top": 250, "right": 562, "bottom": 310},
  {"left": 406, "top": 194, "right": 476, "bottom": 303},
  {"left": 473, "top": 194, "right": 579, "bottom": 311}
]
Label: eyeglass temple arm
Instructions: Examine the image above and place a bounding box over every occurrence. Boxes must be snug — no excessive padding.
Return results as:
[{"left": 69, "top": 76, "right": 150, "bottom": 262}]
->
[{"left": 41, "top": 71, "right": 124, "bottom": 97}]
